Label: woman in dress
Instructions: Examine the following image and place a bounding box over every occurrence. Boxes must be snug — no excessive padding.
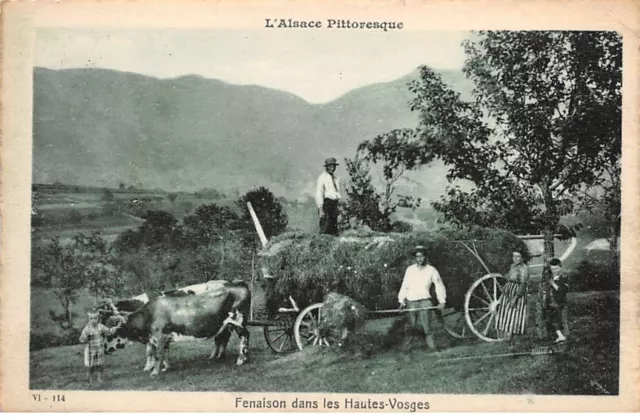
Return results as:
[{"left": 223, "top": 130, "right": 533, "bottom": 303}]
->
[{"left": 495, "top": 251, "right": 529, "bottom": 348}]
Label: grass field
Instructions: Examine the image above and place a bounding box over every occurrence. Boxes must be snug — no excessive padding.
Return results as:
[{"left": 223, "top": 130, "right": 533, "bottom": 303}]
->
[{"left": 29, "top": 290, "right": 618, "bottom": 394}]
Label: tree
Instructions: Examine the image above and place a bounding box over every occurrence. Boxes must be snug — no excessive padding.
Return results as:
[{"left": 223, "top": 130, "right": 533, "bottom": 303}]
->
[
  {"left": 183, "top": 203, "right": 243, "bottom": 247},
  {"left": 237, "top": 187, "right": 288, "bottom": 242},
  {"left": 342, "top": 129, "right": 422, "bottom": 232},
  {"left": 77, "top": 232, "right": 122, "bottom": 304},
  {"left": 113, "top": 248, "right": 169, "bottom": 294},
  {"left": 32, "top": 233, "right": 118, "bottom": 328},
  {"left": 139, "top": 210, "right": 182, "bottom": 248},
  {"left": 575, "top": 158, "right": 620, "bottom": 261},
  {"left": 32, "top": 237, "right": 83, "bottom": 328},
  {"left": 168, "top": 192, "right": 178, "bottom": 203},
  {"left": 341, "top": 152, "right": 386, "bottom": 230},
  {"left": 404, "top": 31, "right": 621, "bottom": 337},
  {"left": 112, "top": 228, "right": 142, "bottom": 254}
]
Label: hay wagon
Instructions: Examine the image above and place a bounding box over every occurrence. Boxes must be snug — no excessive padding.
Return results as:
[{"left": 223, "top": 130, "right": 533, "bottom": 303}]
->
[
  {"left": 249, "top": 240, "right": 517, "bottom": 353},
  {"left": 244, "top": 203, "right": 575, "bottom": 353}
]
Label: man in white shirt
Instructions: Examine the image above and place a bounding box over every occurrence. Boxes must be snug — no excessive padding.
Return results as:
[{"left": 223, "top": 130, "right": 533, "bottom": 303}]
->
[
  {"left": 315, "top": 157, "right": 342, "bottom": 236},
  {"left": 398, "top": 245, "right": 447, "bottom": 350}
]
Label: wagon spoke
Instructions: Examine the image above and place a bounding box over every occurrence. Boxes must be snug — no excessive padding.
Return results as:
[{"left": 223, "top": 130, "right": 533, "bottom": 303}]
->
[
  {"left": 480, "top": 281, "right": 492, "bottom": 302},
  {"left": 493, "top": 278, "right": 498, "bottom": 301},
  {"left": 482, "top": 312, "right": 496, "bottom": 336},
  {"left": 274, "top": 331, "right": 290, "bottom": 347},
  {"left": 308, "top": 312, "right": 319, "bottom": 329},
  {"left": 473, "top": 310, "right": 491, "bottom": 326},
  {"left": 271, "top": 331, "right": 288, "bottom": 344},
  {"left": 472, "top": 294, "right": 491, "bottom": 307},
  {"left": 469, "top": 309, "right": 483, "bottom": 324},
  {"left": 277, "top": 335, "right": 290, "bottom": 352}
]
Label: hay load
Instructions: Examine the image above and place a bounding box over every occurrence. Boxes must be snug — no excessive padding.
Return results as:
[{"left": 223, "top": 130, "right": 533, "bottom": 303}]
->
[{"left": 258, "top": 227, "right": 529, "bottom": 315}]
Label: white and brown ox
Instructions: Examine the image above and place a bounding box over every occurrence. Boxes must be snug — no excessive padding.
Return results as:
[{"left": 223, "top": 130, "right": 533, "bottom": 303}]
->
[{"left": 104, "top": 281, "right": 251, "bottom": 376}]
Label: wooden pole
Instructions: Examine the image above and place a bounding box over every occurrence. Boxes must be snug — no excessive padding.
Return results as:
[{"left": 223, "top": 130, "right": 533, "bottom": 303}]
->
[
  {"left": 247, "top": 201, "right": 268, "bottom": 248},
  {"left": 250, "top": 251, "right": 255, "bottom": 322}
]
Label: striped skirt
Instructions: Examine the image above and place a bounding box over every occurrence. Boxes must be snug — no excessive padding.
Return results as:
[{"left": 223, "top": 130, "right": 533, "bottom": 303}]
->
[{"left": 495, "top": 282, "right": 528, "bottom": 335}]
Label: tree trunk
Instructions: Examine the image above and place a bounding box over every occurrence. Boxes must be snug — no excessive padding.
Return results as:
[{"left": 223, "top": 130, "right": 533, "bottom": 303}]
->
[
  {"left": 536, "top": 227, "right": 554, "bottom": 339},
  {"left": 537, "top": 185, "right": 558, "bottom": 340},
  {"left": 609, "top": 213, "right": 620, "bottom": 265},
  {"left": 63, "top": 296, "right": 73, "bottom": 329},
  {"left": 609, "top": 230, "right": 619, "bottom": 262},
  {"left": 220, "top": 242, "right": 225, "bottom": 269}
]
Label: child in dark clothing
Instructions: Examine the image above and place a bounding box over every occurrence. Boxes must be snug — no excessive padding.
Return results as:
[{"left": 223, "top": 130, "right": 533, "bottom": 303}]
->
[{"left": 546, "top": 258, "right": 569, "bottom": 343}]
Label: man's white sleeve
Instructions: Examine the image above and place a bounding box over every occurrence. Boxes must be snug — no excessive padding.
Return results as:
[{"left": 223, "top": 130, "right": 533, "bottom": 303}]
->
[
  {"left": 398, "top": 267, "right": 410, "bottom": 303},
  {"left": 433, "top": 269, "right": 447, "bottom": 304},
  {"left": 315, "top": 175, "right": 325, "bottom": 208}
]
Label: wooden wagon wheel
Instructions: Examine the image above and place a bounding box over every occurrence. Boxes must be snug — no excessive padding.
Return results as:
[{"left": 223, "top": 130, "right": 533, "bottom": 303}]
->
[
  {"left": 464, "top": 273, "right": 508, "bottom": 342},
  {"left": 294, "top": 303, "right": 336, "bottom": 350},
  {"left": 439, "top": 307, "right": 473, "bottom": 338},
  {"left": 263, "top": 313, "right": 298, "bottom": 354}
]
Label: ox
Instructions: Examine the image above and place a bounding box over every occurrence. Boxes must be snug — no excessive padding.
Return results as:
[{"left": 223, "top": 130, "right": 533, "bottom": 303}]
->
[
  {"left": 104, "top": 281, "right": 251, "bottom": 376},
  {"left": 98, "top": 289, "right": 198, "bottom": 373}
]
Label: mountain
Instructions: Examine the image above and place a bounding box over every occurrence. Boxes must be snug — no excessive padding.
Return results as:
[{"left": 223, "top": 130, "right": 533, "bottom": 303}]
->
[{"left": 32, "top": 67, "right": 473, "bottom": 201}]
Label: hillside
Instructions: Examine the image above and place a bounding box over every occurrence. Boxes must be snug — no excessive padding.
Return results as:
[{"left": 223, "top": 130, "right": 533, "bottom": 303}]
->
[{"left": 33, "top": 67, "right": 473, "bottom": 201}]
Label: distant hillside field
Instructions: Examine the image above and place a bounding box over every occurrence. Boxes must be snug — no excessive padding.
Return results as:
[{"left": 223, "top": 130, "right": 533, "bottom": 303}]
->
[{"left": 31, "top": 183, "right": 325, "bottom": 242}]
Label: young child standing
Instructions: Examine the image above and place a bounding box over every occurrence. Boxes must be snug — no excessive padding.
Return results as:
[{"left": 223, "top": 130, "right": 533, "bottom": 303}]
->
[
  {"left": 79, "top": 309, "right": 120, "bottom": 384},
  {"left": 546, "top": 258, "right": 570, "bottom": 343}
]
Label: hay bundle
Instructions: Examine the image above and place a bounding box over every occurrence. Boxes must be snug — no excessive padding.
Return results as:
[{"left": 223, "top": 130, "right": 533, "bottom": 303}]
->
[
  {"left": 258, "top": 227, "right": 529, "bottom": 315},
  {"left": 320, "top": 292, "right": 369, "bottom": 342}
]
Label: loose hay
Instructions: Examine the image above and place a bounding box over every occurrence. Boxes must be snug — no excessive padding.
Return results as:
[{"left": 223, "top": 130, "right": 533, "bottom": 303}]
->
[
  {"left": 320, "top": 292, "right": 369, "bottom": 344},
  {"left": 258, "top": 227, "right": 529, "bottom": 315}
]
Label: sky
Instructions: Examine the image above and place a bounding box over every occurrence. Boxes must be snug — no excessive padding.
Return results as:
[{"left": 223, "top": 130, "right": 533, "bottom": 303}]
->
[{"left": 35, "top": 28, "right": 469, "bottom": 103}]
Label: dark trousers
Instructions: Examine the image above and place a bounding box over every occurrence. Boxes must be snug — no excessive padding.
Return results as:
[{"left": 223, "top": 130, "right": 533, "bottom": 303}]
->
[
  {"left": 403, "top": 299, "right": 435, "bottom": 350},
  {"left": 546, "top": 304, "right": 567, "bottom": 333},
  {"left": 319, "top": 199, "right": 339, "bottom": 236}
]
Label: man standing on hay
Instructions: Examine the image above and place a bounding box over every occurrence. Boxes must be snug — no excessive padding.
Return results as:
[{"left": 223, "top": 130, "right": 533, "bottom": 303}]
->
[
  {"left": 397, "top": 245, "right": 447, "bottom": 351},
  {"left": 315, "top": 157, "right": 342, "bottom": 236}
]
